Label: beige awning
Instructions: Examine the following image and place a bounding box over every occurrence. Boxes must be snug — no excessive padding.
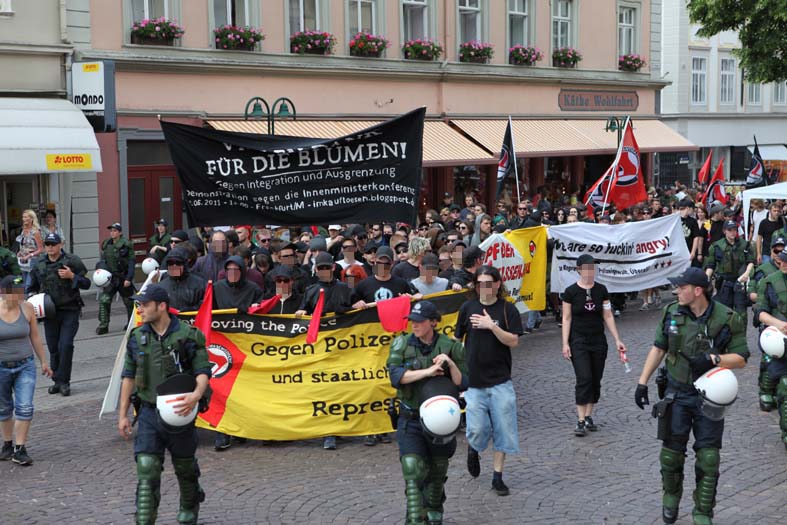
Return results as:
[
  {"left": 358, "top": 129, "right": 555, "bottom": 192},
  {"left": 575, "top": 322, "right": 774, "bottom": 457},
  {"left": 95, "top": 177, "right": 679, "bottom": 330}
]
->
[
  {"left": 450, "top": 119, "right": 698, "bottom": 157},
  {"left": 206, "top": 119, "right": 495, "bottom": 166}
]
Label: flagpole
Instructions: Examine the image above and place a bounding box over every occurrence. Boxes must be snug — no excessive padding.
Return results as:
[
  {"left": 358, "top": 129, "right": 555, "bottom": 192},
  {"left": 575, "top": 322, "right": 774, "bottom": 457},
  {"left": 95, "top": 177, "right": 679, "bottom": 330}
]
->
[
  {"left": 508, "top": 116, "right": 521, "bottom": 202},
  {"left": 601, "top": 117, "right": 629, "bottom": 216}
]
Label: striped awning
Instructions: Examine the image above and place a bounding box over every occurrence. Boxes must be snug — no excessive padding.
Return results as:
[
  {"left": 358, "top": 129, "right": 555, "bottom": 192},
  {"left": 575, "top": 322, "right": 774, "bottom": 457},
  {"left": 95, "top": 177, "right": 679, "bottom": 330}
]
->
[
  {"left": 206, "top": 119, "right": 496, "bottom": 166},
  {"left": 450, "top": 119, "right": 698, "bottom": 157}
]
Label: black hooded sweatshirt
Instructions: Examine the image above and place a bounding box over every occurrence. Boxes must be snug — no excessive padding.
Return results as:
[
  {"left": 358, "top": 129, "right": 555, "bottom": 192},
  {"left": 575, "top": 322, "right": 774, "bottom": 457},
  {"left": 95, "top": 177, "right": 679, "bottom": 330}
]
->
[{"left": 213, "top": 255, "right": 264, "bottom": 310}]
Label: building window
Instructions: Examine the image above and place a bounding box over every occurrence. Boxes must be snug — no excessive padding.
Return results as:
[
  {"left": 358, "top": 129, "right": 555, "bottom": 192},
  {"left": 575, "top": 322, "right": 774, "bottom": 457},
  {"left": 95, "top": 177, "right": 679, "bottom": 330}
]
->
[
  {"left": 618, "top": 5, "right": 636, "bottom": 55},
  {"left": 214, "top": 0, "right": 251, "bottom": 27},
  {"left": 748, "top": 83, "right": 761, "bottom": 105},
  {"left": 508, "top": 0, "right": 529, "bottom": 46},
  {"left": 458, "top": 0, "right": 481, "bottom": 43},
  {"left": 774, "top": 82, "right": 787, "bottom": 105},
  {"left": 289, "top": 0, "right": 320, "bottom": 33},
  {"left": 349, "top": 0, "right": 376, "bottom": 34},
  {"left": 552, "top": 0, "right": 572, "bottom": 49},
  {"left": 132, "top": 0, "right": 170, "bottom": 20},
  {"left": 719, "top": 58, "right": 736, "bottom": 105},
  {"left": 403, "top": 0, "right": 429, "bottom": 41},
  {"left": 691, "top": 57, "right": 707, "bottom": 105},
  {"left": 0, "top": 0, "right": 12, "bottom": 15}
]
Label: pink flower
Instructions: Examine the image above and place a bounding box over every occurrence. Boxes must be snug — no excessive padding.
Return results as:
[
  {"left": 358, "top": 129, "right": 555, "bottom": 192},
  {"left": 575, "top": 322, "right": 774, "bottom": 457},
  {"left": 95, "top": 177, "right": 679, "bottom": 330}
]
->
[{"left": 155, "top": 26, "right": 161, "bottom": 31}]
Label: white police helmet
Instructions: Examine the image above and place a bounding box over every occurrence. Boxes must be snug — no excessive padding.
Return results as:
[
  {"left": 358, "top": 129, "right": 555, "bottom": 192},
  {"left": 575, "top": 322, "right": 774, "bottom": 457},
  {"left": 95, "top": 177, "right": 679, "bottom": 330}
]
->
[
  {"left": 27, "top": 293, "right": 56, "bottom": 319},
  {"left": 141, "top": 257, "right": 160, "bottom": 275},
  {"left": 759, "top": 326, "right": 785, "bottom": 358},
  {"left": 92, "top": 268, "right": 112, "bottom": 288},
  {"left": 156, "top": 374, "right": 198, "bottom": 432},
  {"left": 693, "top": 367, "right": 739, "bottom": 421},
  {"left": 420, "top": 395, "right": 461, "bottom": 444}
]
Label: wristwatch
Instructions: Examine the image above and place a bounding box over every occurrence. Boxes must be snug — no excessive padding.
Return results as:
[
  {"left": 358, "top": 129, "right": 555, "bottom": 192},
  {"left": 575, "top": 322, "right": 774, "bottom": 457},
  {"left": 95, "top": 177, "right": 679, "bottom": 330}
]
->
[{"left": 711, "top": 354, "right": 721, "bottom": 366}]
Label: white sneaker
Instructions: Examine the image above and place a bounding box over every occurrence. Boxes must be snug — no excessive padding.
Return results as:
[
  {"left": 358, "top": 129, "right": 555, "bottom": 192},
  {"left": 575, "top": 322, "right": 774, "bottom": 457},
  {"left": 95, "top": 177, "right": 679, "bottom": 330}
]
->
[
  {"left": 614, "top": 309, "right": 621, "bottom": 318},
  {"left": 639, "top": 302, "right": 649, "bottom": 311}
]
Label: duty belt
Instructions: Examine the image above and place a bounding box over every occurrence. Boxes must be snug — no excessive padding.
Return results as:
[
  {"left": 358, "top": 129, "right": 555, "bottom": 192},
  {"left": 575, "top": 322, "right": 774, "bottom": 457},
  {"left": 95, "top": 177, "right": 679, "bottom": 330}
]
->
[
  {"left": 399, "top": 405, "right": 420, "bottom": 420},
  {"left": 0, "top": 355, "right": 34, "bottom": 368},
  {"left": 667, "top": 374, "right": 697, "bottom": 393}
]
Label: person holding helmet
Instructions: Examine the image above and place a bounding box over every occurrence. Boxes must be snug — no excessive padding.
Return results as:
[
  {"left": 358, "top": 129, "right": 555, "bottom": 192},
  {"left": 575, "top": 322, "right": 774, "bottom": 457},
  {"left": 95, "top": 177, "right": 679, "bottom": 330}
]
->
[
  {"left": 96, "top": 222, "right": 135, "bottom": 335},
  {"left": 148, "top": 219, "right": 171, "bottom": 264},
  {"left": 387, "top": 300, "right": 467, "bottom": 525},
  {"left": 117, "top": 285, "right": 211, "bottom": 525},
  {"left": 634, "top": 267, "right": 748, "bottom": 525},
  {"left": 27, "top": 233, "right": 90, "bottom": 397},
  {"left": 704, "top": 220, "right": 754, "bottom": 314},
  {"left": 754, "top": 248, "right": 787, "bottom": 443}
]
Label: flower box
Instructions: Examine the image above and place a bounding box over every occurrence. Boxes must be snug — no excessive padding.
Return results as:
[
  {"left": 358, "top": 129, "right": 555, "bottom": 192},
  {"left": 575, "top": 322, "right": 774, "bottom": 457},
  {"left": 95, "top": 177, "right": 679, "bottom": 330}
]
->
[
  {"left": 349, "top": 32, "right": 389, "bottom": 58},
  {"left": 290, "top": 31, "right": 336, "bottom": 55},
  {"left": 130, "top": 17, "right": 184, "bottom": 46},
  {"left": 214, "top": 25, "right": 264, "bottom": 51},
  {"left": 402, "top": 39, "right": 443, "bottom": 61},
  {"left": 509, "top": 45, "right": 543, "bottom": 66},
  {"left": 459, "top": 41, "right": 494, "bottom": 64},
  {"left": 619, "top": 53, "right": 646, "bottom": 72},
  {"left": 552, "top": 47, "right": 582, "bottom": 68}
]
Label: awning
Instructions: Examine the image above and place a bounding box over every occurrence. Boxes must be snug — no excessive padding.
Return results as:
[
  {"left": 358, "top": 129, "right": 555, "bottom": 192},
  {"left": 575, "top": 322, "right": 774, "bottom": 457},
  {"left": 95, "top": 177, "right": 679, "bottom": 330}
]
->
[
  {"left": 450, "top": 119, "right": 698, "bottom": 157},
  {"left": 0, "top": 98, "right": 102, "bottom": 174},
  {"left": 206, "top": 119, "right": 495, "bottom": 166},
  {"left": 748, "top": 144, "right": 787, "bottom": 161}
]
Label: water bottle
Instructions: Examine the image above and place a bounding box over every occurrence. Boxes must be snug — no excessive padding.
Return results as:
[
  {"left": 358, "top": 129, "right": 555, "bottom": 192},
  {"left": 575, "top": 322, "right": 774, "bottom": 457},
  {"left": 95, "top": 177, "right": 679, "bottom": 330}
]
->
[
  {"left": 621, "top": 353, "right": 632, "bottom": 373},
  {"left": 668, "top": 319, "right": 679, "bottom": 336}
]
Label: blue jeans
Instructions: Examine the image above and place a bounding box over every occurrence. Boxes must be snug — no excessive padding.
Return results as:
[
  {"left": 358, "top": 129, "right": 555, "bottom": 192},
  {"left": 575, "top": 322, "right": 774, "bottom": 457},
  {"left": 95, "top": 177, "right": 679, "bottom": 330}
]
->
[
  {"left": 465, "top": 380, "right": 520, "bottom": 454},
  {"left": 44, "top": 309, "right": 80, "bottom": 385},
  {"left": 0, "top": 356, "right": 36, "bottom": 421},
  {"left": 763, "top": 255, "right": 772, "bottom": 264},
  {"left": 526, "top": 310, "right": 542, "bottom": 330}
]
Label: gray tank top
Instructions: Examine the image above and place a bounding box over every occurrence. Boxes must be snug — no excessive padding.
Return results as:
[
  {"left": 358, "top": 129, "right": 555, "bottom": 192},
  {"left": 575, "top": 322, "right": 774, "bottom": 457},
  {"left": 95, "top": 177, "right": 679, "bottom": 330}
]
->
[{"left": 0, "top": 305, "right": 33, "bottom": 362}]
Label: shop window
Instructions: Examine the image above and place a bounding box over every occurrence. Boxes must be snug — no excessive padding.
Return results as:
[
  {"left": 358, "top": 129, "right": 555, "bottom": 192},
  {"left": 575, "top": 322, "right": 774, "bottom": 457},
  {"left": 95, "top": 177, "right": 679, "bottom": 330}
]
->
[
  {"left": 289, "top": 0, "right": 322, "bottom": 33},
  {"left": 691, "top": 56, "right": 707, "bottom": 105},
  {"left": 403, "top": 0, "right": 429, "bottom": 41},
  {"left": 458, "top": 0, "right": 482, "bottom": 43},
  {"left": 551, "top": 0, "right": 573, "bottom": 50},
  {"left": 719, "top": 58, "right": 736, "bottom": 105},
  {"left": 508, "top": 0, "right": 532, "bottom": 47}
]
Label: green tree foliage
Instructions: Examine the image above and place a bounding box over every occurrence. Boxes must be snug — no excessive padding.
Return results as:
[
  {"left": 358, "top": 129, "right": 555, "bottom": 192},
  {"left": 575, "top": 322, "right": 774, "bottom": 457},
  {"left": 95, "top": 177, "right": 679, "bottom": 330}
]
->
[{"left": 687, "top": 0, "right": 787, "bottom": 83}]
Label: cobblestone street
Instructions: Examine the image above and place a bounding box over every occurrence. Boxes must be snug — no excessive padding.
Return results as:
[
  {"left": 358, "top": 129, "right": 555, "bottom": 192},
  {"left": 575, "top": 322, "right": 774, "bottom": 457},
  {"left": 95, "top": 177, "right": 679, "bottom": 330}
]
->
[{"left": 3, "top": 298, "right": 787, "bottom": 524}]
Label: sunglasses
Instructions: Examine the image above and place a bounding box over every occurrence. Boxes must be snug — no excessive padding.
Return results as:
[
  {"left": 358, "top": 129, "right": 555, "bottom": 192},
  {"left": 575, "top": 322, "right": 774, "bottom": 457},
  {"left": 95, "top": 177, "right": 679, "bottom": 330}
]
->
[
  {"left": 44, "top": 242, "right": 59, "bottom": 247},
  {"left": 774, "top": 249, "right": 784, "bottom": 254},
  {"left": 259, "top": 238, "right": 271, "bottom": 243},
  {"left": 395, "top": 248, "right": 407, "bottom": 254},
  {"left": 316, "top": 265, "right": 333, "bottom": 271},
  {"left": 356, "top": 235, "right": 368, "bottom": 240},
  {"left": 170, "top": 239, "right": 182, "bottom": 244},
  {"left": 280, "top": 253, "right": 295, "bottom": 259},
  {"left": 274, "top": 278, "right": 292, "bottom": 284},
  {"left": 342, "top": 245, "right": 356, "bottom": 250},
  {"left": 518, "top": 207, "right": 527, "bottom": 210},
  {"left": 459, "top": 225, "right": 468, "bottom": 229}
]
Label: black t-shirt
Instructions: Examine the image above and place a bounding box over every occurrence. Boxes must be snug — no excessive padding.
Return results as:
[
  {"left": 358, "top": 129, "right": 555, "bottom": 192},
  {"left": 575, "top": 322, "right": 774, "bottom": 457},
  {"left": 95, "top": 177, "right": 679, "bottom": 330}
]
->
[
  {"left": 681, "top": 216, "right": 700, "bottom": 251},
  {"left": 351, "top": 275, "right": 416, "bottom": 303},
  {"left": 391, "top": 260, "right": 420, "bottom": 281},
  {"left": 562, "top": 282, "right": 609, "bottom": 341},
  {"left": 455, "top": 298, "right": 523, "bottom": 388},
  {"left": 758, "top": 217, "right": 783, "bottom": 253}
]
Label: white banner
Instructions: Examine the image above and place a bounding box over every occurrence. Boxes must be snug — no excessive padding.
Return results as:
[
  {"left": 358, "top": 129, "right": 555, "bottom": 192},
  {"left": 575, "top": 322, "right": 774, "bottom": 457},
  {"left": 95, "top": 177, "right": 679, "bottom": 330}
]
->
[{"left": 549, "top": 214, "right": 691, "bottom": 293}]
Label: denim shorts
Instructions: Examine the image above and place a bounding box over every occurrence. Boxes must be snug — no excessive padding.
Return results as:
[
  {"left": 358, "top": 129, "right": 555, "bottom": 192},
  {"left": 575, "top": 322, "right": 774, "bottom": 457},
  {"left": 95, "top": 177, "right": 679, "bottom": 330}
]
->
[
  {"left": 0, "top": 356, "right": 36, "bottom": 421},
  {"left": 464, "top": 380, "right": 519, "bottom": 454}
]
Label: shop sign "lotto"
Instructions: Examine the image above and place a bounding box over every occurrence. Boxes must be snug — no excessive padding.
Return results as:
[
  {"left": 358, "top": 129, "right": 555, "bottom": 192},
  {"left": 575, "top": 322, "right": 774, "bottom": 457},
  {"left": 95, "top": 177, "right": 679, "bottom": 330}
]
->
[{"left": 45, "top": 153, "right": 93, "bottom": 171}]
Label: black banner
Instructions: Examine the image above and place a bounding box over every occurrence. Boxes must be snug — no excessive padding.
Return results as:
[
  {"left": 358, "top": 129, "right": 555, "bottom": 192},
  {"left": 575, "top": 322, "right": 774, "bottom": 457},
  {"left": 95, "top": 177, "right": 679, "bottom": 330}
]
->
[{"left": 161, "top": 108, "right": 425, "bottom": 226}]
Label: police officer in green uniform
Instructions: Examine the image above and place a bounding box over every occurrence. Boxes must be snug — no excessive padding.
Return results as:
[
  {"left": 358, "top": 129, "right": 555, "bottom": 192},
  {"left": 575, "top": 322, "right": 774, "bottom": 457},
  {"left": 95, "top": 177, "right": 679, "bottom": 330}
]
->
[
  {"left": 749, "top": 237, "right": 784, "bottom": 411},
  {"left": 148, "top": 219, "right": 171, "bottom": 265},
  {"left": 635, "top": 267, "right": 748, "bottom": 525},
  {"left": 703, "top": 220, "right": 754, "bottom": 314},
  {"left": 117, "top": 285, "right": 212, "bottom": 525},
  {"left": 97, "top": 222, "right": 135, "bottom": 335},
  {"left": 0, "top": 242, "right": 20, "bottom": 279},
  {"left": 754, "top": 249, "right": 787, "bottom": 446},
  {"left": 387, "top": 300, "right": 468, "bottom": 525},
  {"left": 27, "top": 233, "right": 90, "bottom": 397}
]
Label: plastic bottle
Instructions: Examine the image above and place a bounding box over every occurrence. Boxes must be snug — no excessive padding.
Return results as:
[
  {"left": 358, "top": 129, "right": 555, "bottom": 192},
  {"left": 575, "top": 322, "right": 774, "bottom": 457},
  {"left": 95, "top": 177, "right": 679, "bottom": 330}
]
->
[
  {"left": 621, "top": 352, "right": 632, "bottom": 373},
  {"left": 668, "top": 319, "right": 679, "bottom": 336}
]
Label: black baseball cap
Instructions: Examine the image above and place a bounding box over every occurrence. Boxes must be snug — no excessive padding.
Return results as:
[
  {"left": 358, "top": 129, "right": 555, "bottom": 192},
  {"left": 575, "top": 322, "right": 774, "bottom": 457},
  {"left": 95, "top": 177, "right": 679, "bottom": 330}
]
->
[
  {"left": 778, "top": 251, "right": 787, "bottom": 263},
  {"left": 107, "top": 222, "right": 122, "bottom": 231},
  {"left": 677, "top": 198, "right": 695, "bottom": 209},
  {"left": 376, "top": 246, "right": 394, "bottom": 261},
  {"left": 0, "top": 275, "right": 24, "bottom": 290},
  {"left": 269, "top": 265, "right": 293, "bottom": 280},
  {"left": 407, "top": 300, "right": 441, "bottom": 322},
  {"left": 44, "top": 233, "right": 62, "bottom": 245},
  {"left": 772, "top": 237, "right": 786, "bottom": 249},
  {"left": 668, "top": 267, "right": 709, "bottom": 288},
  {"left": 576, "top": 254, "right": 596, "bottom": 266},
  {"left": 171, "top": 229, "right": 189, "bottom": 242},
  {"left": 421, "top": 253, "right": 440, "bottom": 269},
  {"left": 723, "top": 220, "right": 737, "bottom": 230},
  {"left": 131, "top": 284, "right": 169, "bottom": 303},
  {"left": 156, "top": 218, "right": 168, "bottom": 226},
  {"left": 314, "top": 252, "right": 334, "bottom": 266}
]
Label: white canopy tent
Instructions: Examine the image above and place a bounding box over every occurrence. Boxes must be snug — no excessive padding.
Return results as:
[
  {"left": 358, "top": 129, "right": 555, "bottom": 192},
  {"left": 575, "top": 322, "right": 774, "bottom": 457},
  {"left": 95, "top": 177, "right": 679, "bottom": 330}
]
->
[{"left": 741, "top": 182, "right": 787, "bottom": 239}]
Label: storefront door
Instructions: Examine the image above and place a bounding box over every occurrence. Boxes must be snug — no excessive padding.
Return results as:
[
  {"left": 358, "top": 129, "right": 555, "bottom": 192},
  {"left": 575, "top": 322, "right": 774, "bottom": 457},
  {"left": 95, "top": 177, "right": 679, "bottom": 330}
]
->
[
  {"left": 0, "top": 177, "right": 40, "bottom": 249},
  {"left": 127, "top": 165, "right": 183, "bottom": 263}
]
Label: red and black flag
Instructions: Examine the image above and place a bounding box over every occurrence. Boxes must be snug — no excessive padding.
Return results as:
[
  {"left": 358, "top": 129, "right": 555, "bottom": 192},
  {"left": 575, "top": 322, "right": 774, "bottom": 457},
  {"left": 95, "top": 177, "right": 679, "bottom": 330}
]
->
[
  {"left": 697, "top": 151, "right": 713, "bottom": 186},
  {"left": 701, "top": 158, "right": 728, "bottom": 208},
  {"left": 746, "top": 137, "right": 766, "bottom": 188},
  {"left": 496, "top": 119, "right": 516, "bottom": 198}
]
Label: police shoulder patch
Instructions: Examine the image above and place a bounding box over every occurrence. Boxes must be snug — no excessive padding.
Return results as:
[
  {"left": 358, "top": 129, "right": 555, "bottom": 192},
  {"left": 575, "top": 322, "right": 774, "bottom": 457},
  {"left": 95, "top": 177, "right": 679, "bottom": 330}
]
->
[{"left": 391, "top": 334, "right": 407, "bottom": 353}]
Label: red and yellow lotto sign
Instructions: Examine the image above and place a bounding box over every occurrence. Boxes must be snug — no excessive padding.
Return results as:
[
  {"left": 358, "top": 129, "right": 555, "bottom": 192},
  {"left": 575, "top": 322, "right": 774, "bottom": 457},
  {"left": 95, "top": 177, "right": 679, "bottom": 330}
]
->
[{"left": 45, "top": 153, "right": 93, "bottom": 171}]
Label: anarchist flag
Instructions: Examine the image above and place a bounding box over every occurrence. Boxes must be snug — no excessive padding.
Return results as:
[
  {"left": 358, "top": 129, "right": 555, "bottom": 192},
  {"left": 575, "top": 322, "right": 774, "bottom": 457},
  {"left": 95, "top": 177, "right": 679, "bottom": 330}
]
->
[
  {"left": 586, "top": 118, "right": 647, "bottom": 211},
  {"left": 496, "top": 119, "right": 516, "bottom": 198},
  {"left": 697, "top": 151, "right": 713, "bottom": 186},
  {"left": 746, "top": 137, "right": 766, "bottom": 189},
  {"left": 584, "top": 166, "right": 613, "bottom": 209},
  {"left": 701, "top": 159, "right": 728, "bottom": 207}
]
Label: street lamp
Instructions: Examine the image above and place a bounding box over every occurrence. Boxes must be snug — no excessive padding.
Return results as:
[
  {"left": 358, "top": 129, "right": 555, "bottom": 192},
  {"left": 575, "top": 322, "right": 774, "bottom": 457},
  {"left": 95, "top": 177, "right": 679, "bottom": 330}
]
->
[
  {"left": 604, "top": 116, "right": 625, "bottom": 147},
  {"left": 243, "top": 96, "right": 297, "bottom": 135}
]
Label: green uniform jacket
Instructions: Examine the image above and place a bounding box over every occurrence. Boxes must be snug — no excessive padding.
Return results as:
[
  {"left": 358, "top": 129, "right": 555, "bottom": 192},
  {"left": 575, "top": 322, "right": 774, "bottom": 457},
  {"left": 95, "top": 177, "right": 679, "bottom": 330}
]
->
[
  {"left": 704, "top": 237, "right": 754, "bottom": 279},
  {"left": 100, "top": 236, "right": 135, "bottom": 282},
  {"left": 654, "top": 300, "right": 749, "bottom": 385},
  {"left": 387, "top": 332, "right": 468, "bottom": 410},
  {"left": 749, "top": 260, "right": 779, "bottom": 295},
  {"left": 755, "top": 270, "right": 787, "bottom": 322},
  {"left": 149, "top": 232, "right": 171, "bottom": 264},
  {"left": 0, "top": 246, "right": 20, "bottom": 278},
  {"left": 121, "top": 316, "right": 212, "bottom": 403}
]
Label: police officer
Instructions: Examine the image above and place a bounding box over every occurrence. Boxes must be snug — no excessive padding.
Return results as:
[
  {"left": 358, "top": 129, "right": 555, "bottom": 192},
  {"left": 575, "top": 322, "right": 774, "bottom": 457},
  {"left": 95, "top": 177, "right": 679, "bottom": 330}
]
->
[
  {"left": 387, "top": 300, "right": 468, "bottom": 525},
  {"left": 0, "top": 241, "right": 20, "bottom": 279},
  {"left": 148, "top": 219, "right": 171, "bottom": 265},
  {"left": 635, "top": 267, "right": 748, "bottom": 525},
  {"left": 754, "top": 249, "right": 787, "bottom": 444},
  {"left": 97, "top": 222, "right": 135, "bottom": 335},
  {"left": 704, "top": 220, "right": 754, "bottom": 314},
  {"left": 117, "top": 285, "right": 212, "bottom": 525},
  {"left": 749, "top": 237, "right": 784, "bottom": 411},
  {"left": 28, "top": 233, "right": 90, "bottom": 397}
]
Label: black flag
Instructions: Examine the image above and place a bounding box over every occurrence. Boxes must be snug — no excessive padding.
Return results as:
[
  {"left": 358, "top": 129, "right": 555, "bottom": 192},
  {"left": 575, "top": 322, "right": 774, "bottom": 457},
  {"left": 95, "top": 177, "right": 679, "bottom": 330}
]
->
[
  {"left": 496, "top": 119, "right": 515, "bottom": 198},
  {"left": 746, "top": 136, "right": 765, "bottom": 189}
]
